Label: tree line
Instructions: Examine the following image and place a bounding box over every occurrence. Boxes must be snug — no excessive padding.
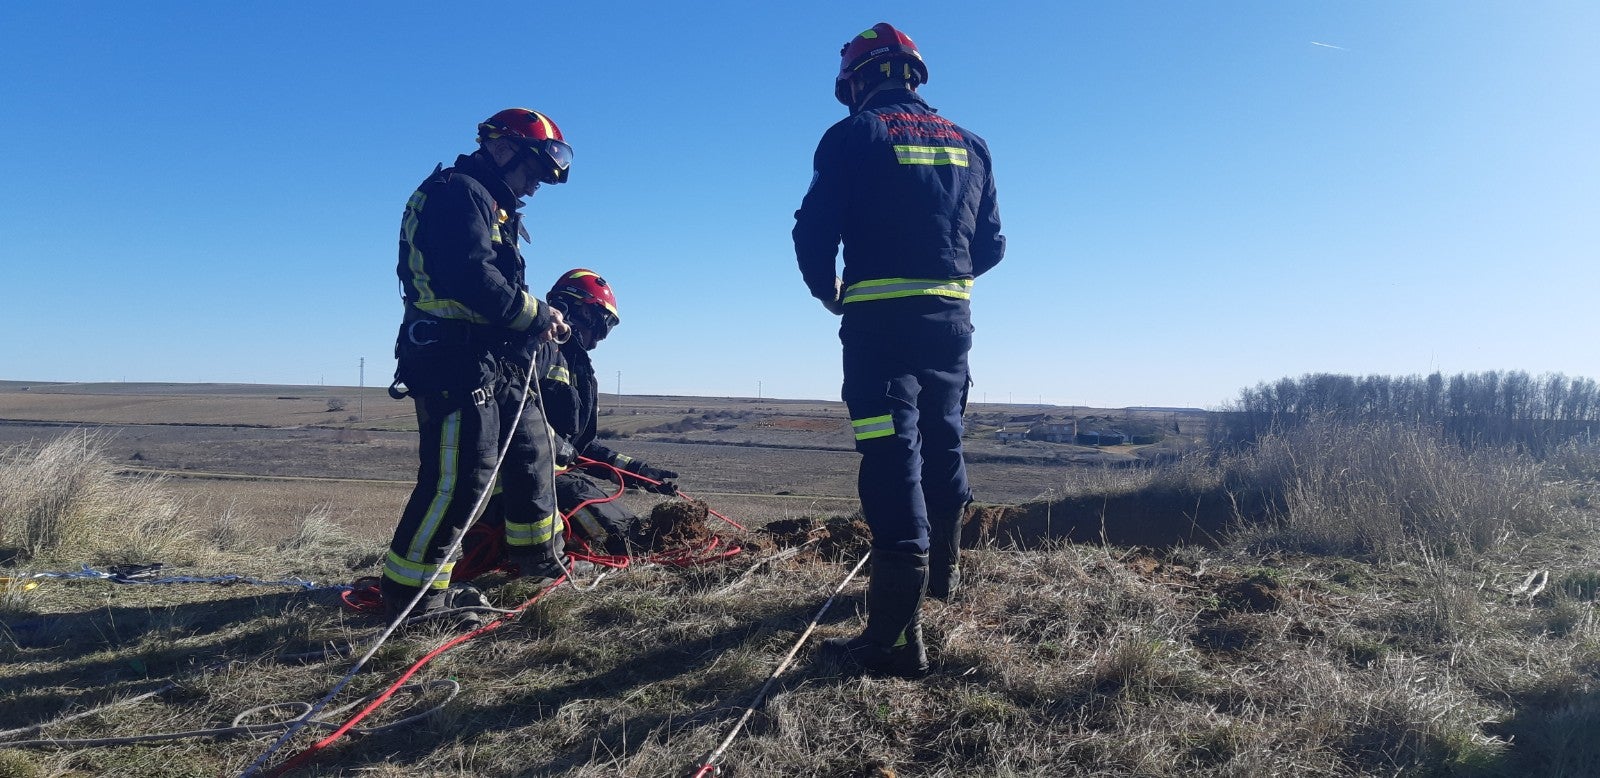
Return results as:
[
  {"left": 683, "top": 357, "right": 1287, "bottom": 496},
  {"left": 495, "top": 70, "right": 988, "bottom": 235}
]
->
[{"left": 1212, "top": 371, "right": 1600, "bottom": 451}]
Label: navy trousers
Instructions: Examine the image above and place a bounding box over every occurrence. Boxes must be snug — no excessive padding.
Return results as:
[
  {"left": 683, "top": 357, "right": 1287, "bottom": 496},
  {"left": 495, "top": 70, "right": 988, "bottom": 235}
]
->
[
  {"left": 385, "top": 360, "right": 557, "bottom": 593},
  {"left": 840, "top": 311, "right": 973, "bottom": 555}
]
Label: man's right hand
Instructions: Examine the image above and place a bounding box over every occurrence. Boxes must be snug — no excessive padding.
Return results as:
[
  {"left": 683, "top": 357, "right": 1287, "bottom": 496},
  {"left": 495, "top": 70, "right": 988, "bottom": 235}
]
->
[
  {"left": 544, "top": 307, "right": 572, "bottom": 343},
  {"left": 822, "top": 277, "right": 845, "bottom": 315}
]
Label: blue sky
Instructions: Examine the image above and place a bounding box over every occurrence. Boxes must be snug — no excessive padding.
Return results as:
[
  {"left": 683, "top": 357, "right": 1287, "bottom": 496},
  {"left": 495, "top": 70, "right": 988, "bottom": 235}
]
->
[{"left": 2, "top": 1, "right": 1595, "bottom": 409}]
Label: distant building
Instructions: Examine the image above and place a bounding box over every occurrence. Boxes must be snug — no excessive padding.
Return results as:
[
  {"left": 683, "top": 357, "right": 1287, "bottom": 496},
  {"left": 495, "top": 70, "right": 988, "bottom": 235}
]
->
[
  {"left": 1076, "top": 430, "right": 1127, "bottom": 446},
  {"left": 1030, "top": 419, "right": 1076, "bottom": 443}
]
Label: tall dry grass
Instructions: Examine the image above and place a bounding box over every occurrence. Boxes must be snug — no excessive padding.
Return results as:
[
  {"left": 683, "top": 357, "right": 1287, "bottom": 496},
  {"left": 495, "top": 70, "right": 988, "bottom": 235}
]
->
[
  {"left": 0, "top": 430, "right": 192, "bottom": 563},
  {"left": 1227, "top": 419, "right": 1562, "bottom": 558}
]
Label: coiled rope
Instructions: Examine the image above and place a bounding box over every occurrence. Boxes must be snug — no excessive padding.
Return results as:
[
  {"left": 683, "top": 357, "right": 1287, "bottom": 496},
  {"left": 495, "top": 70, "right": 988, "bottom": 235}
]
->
[{"left": 239, "top": 350, "right": 545, "bottom": 778}]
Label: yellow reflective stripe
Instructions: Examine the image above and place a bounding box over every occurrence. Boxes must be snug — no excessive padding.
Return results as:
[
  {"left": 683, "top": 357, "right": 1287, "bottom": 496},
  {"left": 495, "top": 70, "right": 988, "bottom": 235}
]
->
[
  {"left": 509, "top": 291, "right": 539, "bottom": 331},
  {"left": 384, "top": 551, "right": 454, "bottom": 589},
  {"left": 892, "top": 145, "right": 969, "bottom": 167},
  {"left": 414, "top": 299, "right": 490, "bottom": 324},
  {"left": 407, "top": 408, "right": 462, "bottom": 560},
  {"left": 505, "top": 513, "right": 556, "bottom": 547},
  {"left": 843, "top": 277, "right": 974, "bottom": 304},
  {"left": 402, "top": 190, "right": 436, "bottom": 302},
  {"left": 402, "top": 186, "right": 534, "bottom": 329},
  {"left": 545, "top": 365, "right": 572, "bottom": 385},
  {"left": 570, "top": 509, "right": 607, "bottom": 543},
  {"left": 852, "top": 414, "right": 895, "bottom": 441},
  {"left": 563, "top": 271, "right": 621, "bottom": 318},
  {"left": 612, "top": 454, "right": 634, "bottom": 467}
]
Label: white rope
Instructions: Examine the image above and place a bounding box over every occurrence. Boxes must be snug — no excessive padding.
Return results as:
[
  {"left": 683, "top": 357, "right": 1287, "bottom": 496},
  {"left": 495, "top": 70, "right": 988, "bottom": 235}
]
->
[
  {"left": 687, "top": 553, "right": 870, "bottom": 777},
  {"left": 239, "top": 354, "right": 539, "bottom": 777}
]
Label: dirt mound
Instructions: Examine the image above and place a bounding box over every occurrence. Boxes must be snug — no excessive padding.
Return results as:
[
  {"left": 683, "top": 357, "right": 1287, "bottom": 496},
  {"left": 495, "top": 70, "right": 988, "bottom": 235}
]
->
[
  {"left": 960, "top": 486, "right": 1271, "bottom": 550},
  {"left": 631, "top": 498, "right": 716, "bottom": 551},
  {"left": 763, "top": 516, "right": 872, "bottom": 560}
]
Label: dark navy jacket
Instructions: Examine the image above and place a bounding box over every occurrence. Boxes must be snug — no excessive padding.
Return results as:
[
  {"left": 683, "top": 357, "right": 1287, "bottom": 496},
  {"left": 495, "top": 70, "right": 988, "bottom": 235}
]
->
[
  {"left": 537, "top": 340, "right": 630, "bottom": 469},
  {"left": 394, "top": 153, "right": 553, "bottom": 393},
  {"left": 793, "top": 88, "right": 1004, "bottom": 327}
]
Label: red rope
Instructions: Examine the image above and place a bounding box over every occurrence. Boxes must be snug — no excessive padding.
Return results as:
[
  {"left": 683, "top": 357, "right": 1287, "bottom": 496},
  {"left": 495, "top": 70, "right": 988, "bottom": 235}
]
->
[
  {"left": 292, "top": 457, "right": 745, "bottom": 771},
  {"left": 574, "top": 456, "right": 747, "bottom": 532},
  {"left": 340, "top": 577, "right": 384, "bottom": 615},
  {"left": 269, "top": 574, "right": 568, "bottom": 776}
]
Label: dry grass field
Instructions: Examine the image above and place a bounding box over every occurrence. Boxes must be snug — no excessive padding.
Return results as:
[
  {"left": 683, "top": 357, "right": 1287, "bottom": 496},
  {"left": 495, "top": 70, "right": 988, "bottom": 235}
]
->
[
  {"left": 3, "top": 382, "right": 1598, "bottom": 777},
  {"left": 0, "top": 381, "right": 1154, "bottom": 542}
]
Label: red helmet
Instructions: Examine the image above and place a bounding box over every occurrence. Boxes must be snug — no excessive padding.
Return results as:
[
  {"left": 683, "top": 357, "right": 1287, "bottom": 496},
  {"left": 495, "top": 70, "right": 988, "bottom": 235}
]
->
[
  {"left": 548, "top": 269, "right": 620, "bottom": 334},
  {"left": 835, "top": 23, "right": 928, "bottom": 106},
  {"left": 477, "top": 108, "right": 573, "bottom": 184}
]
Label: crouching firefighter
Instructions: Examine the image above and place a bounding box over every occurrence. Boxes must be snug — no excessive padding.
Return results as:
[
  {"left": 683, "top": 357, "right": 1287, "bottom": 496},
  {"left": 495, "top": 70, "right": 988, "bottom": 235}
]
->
[
  {"left": 538, "top": 269, "right": 679, "bottom": 555},
  {"left": 381, "top": 107, "right": 576, "bottom": 622},
  {"left": 793, "top": 24, "right": 1006, "bottom": 677}
]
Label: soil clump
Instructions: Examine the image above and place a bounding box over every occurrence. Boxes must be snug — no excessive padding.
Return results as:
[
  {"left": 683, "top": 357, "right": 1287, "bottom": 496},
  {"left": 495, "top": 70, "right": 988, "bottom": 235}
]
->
[
  {"left": 631, "top": 498, "right": 716, "bottom": 551},
  {"left": 762, "top": 516, "right": 872, "bottom": 561}
]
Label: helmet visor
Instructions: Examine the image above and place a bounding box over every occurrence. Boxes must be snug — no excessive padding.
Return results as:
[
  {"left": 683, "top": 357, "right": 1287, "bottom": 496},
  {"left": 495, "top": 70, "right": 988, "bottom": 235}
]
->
[
  {"left": 574, "top": 302, "right": 618, "bottom": 340},
  {"left": 536, "top": 139, "right": 573, "bottom": 183}
]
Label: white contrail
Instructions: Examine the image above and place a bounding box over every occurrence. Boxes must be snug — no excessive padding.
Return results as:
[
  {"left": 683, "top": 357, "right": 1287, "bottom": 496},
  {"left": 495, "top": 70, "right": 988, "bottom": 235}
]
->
[{"left": 1310, "top": 41, "right": 1348, "bottom": 51}]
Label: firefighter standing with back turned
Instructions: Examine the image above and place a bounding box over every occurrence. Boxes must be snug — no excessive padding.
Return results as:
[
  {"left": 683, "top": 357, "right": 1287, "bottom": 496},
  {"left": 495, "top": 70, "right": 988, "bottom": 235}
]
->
[
  {"left": 382, "top": 108, "right": 579, "bottom": 624},
  {"left": 794, "top": 23, "right": 1006, "bottom": 677}
]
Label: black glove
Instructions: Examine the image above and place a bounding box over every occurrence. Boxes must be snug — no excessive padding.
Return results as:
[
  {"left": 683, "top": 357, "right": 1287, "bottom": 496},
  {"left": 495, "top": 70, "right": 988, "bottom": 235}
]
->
[
  {"left": 554, "top": 438, "right": 577, "bottom": 468},
  {"left": 624, "top": 460, "right": 679, "bottom": 494}
]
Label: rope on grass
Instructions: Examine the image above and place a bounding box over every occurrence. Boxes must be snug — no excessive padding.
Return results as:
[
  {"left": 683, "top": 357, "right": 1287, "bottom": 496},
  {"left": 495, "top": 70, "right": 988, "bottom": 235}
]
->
[
  {"left": 22, "top": 564, "right": 345, "bottom": 591},
  {"left": 239, "top": 353, "right": 545, "bottom": 778},
  {"left": 264, "top": 574, "right": 568, "bottom": 776},
  {"left": 686, "top": 553, "right": 871, "bottom": 778},
  {"left": 0, "top": 679, "right": 459, "bottom": 749}
]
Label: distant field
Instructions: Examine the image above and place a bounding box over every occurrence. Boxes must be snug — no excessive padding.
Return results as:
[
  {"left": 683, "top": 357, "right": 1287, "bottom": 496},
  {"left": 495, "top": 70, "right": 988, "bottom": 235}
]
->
[{"left": 0, "top": 381, "right": 1197, "bottom": 540}]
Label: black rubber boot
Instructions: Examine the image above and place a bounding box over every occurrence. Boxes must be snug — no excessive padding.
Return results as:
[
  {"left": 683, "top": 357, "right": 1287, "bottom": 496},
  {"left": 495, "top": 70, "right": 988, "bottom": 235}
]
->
[
  {"left": 822, "top": 550, "right": 930, "bottom": 678},
  {"left": 380, "top": 576, "right": 429, "bottom": 620},
  {"left": 508, "top": 544, "right": 593, "bottom": 582},
  {"left": 927, "top": 505, "right": 965, "bottom": 601}
]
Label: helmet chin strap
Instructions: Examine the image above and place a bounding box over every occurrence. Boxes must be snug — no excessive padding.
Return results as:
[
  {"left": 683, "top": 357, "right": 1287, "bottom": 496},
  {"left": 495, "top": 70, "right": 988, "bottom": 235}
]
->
[
  {"left": 849, "top": 78, "right": 905, "bottom": 114},
  {"left": 487, "top": 144, "right": 544, "bottom": 197}
]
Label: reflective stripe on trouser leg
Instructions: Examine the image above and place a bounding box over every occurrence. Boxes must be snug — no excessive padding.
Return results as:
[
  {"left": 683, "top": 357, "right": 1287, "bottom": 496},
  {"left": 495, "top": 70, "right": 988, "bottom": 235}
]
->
[
  {"left": 384, "top": 551, "right": 454, "bottom": 590},
  {"left": 386, "top": 392, "right": 499, "bottom": 589},
  {"left": 841, "top": 321, "right": 973, "bottom": 556},
  {"left": 505, "top": 512, "right": 560, "bottom": 547},
  {"left": 494, "top": 368, "right": 560, "bottom": 555},
  {"left": 558, "top": 473, "right": 637, "bottom": 554},
  {"left": 842, "top": 347, "right": 928, "bottom": 556}
]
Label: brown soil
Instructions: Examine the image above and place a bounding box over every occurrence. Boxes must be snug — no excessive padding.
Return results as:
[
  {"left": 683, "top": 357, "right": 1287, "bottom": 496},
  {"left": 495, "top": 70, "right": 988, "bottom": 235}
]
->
[
  {"left": 960, "top": 487, "right": 1272, "bottom": 550},
  {"left": 762, "top": 516, "right": 872, "bottom": 561},
  {"left": 631, "top": 498, "right": 716, "bottom": 551},
  {"left": 754, "top": 416, "right": 844, "bottom": 432}
]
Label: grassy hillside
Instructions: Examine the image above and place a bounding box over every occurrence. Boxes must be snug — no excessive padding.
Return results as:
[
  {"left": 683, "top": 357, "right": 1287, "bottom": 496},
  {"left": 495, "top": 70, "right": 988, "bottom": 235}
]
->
[{"left": 1, "top": 420, "right": 1598, "bottom": 776}]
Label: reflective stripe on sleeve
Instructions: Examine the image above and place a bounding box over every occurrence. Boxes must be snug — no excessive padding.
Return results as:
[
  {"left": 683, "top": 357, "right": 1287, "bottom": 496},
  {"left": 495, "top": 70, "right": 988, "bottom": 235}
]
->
[
  {"left": 509, "top": 292, "right": 539, "bottom": 332},
  {"left": 545, "top": 365, "right": 572, "bottom": 385}
]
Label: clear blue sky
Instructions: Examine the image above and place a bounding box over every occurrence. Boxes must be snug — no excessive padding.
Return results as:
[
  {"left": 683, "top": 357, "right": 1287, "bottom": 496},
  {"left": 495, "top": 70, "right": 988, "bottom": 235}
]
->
[{"left": 3, "top": 1, "right": 1595, "bottom": 409}]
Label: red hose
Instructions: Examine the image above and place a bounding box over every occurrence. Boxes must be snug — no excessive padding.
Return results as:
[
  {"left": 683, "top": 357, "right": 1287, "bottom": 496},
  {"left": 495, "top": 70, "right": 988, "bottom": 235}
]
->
[
  {"left": 269, "top": 574, "right": 568, "bottom": 776},
  {"left": 284, "top": 458, "right": 745, "bottom": 771}
]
